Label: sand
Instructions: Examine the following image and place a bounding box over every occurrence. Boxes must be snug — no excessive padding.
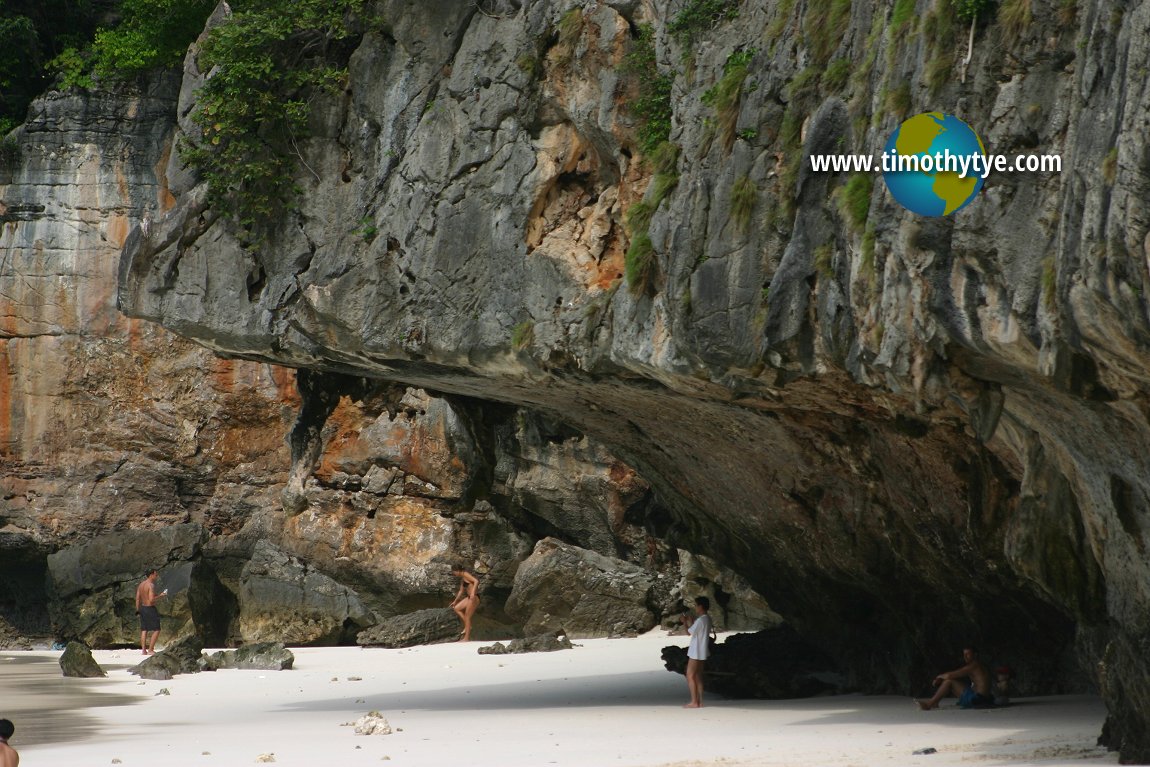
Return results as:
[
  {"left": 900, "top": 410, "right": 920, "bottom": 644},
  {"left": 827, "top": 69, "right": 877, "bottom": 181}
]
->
[{"left": 1, "top": 632, "right": 1119, "bottom": 767}]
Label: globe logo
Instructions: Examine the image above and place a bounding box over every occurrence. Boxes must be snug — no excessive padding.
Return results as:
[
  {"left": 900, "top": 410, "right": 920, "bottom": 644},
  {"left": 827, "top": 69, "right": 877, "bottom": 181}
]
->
[{"left": 882, "top": 112, "right": 986, "bottom": 216}]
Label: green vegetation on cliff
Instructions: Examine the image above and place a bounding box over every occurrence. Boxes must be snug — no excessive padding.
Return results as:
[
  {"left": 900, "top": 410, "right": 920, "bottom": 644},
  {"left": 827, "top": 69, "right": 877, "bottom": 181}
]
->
[
  {"left": 668, "top": 0, "right": 740, "bottom": 51},
  {"left": 623, "top": 24, "right": 673, "bottom": 156},
  {"left": 179, "top": 0, "right": 364, "bottom": 229},
  {"left": 0, "top": 1, "right": 107, "bottom": 132},
  {"left": 50, "top": 0, "right": 214, "bottom": 88},
  {"left": 702, "top": 48, "right": 754, "bottom": 154},
  {"left": 3, "top": 0, "right": 362, "bottom": 232},
  {"left": 624, "top": 142, "right": 680, "bottom": 296}
]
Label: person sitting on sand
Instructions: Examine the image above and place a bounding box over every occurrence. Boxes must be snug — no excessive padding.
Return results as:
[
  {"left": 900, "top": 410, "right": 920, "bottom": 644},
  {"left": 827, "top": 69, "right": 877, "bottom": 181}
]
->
[
  {"left": 916, "top": 646, "right": 994, "bottom": 710},
  {"left": 681, "top": 596, "right": 715, "bottom": 709},
  {"left": 0, "top": 718, "right": 19, "bottom": 767},
  {"left": 449, "top": 564, "right": 480, "bottom": 642}
]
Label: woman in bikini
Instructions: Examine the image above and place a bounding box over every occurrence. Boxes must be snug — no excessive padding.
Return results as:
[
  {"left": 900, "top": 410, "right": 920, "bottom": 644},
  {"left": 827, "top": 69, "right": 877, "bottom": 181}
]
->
[{"left": 450, "top": 564, "right": 480, "bottom": 641}]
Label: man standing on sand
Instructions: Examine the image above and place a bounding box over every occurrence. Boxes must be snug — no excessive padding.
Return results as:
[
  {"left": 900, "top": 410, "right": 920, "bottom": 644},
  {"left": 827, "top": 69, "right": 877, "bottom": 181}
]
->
[
  {"left": 135, "top": 569, "right": 168, "bottom": 655},
  {"left": 0, "top": 718, "right": 19, "bottom": 767},
  {"left": 916, "top": 646, "right": 994, "bottom": 710}
]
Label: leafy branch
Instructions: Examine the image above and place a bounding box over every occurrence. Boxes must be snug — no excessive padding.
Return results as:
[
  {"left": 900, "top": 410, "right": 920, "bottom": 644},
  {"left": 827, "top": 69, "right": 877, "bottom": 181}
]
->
[{"left": 180, "top": 0, "right": 364, "bottom": 230}]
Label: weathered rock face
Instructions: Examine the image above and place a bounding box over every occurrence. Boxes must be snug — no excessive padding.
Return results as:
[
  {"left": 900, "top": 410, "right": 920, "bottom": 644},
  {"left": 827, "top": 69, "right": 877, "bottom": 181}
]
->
[
  {"left": 59, "top": 641, "right": 106, "bottom": 678},
  {"left": 116, "top": 0, "right": 1150, "bottom": 760},
  {"left": 506, "top": 537, "right": 663, "bottom": 638},
  {"left": 356, "top": 607, "right": 461, "bottom": 648},
  {"left": 0, "top": 76, "right": 706, "bottom": 652},
  {"left": 676, "top": 550, "right": 782, "bottom": 632},
  {"left": 0, "top": 75, "right": 302, "bottom": 642},
  {"left": 46, "top": 523, "right": 204, "bottom": 646},
  {"left": 131, "top": 634, "right": 206, "bottom": 679},
  {"left": 478, "top": 634, "right": 574, "bottom": 655},
  {"left": 237, "top": 540, "right": 371, "bottom": 645},
  {"left": 214, "top": 641, "right": 294, "bottom": 671}
]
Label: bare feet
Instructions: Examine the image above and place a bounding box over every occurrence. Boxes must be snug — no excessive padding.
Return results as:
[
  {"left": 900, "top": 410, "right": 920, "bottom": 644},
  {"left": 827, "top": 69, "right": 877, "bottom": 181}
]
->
[
  {"left": 683, "top": 703, "right": 702, "bottom": 708},
  {"left": 915, "top": 699, "right": 936, "bottom": 710}
]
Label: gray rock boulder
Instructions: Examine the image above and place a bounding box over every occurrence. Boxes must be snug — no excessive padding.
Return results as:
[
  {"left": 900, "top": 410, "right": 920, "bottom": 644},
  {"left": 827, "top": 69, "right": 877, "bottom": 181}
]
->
[
  {"left": 229, "top": 642, "right": 295, "bottom": 670},
  {"left": 356, "top": 608, "right": 460, "bottom": 648},
  {"left": 204, "top": 642, "right": 295, "bottom": 671},
  {"left": 130, "top": 635, "right": 205, "bottom": 680},
  {"left": 59, "top": 641, "right": 106, "bottom": 678},
  {"left": 506, "top": 538, "right": 658, "bottom": 638},
  {"left": 238, "top": 540, "right": 371, "bottom": 645},
  {"left": 133, "top": 661, "right": 174, "bottom": 681},
  {"left": 675, "top": 550, "right": 782, "bottom": 631}
]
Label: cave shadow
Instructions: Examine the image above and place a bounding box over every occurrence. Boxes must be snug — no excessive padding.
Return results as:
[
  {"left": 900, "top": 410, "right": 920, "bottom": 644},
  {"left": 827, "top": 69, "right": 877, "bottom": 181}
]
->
[
  {"left": 275, "top": 668, "right": 703, "bottom": 714},
  {"left": 269, "top": 664, "right": 1076, "bottom": 719},
  {"left": 780, "top": 693, "right": 1103, "bottom": 730}
]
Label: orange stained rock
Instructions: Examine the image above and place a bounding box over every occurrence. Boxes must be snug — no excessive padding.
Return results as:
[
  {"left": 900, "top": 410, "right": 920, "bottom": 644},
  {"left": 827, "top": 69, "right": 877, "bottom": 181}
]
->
[
  {"left": 105, "top": 213, "right": 130, "bottom": 249},
  {"left": 0, "top": 342, "right": 11, "bottom": 455}
]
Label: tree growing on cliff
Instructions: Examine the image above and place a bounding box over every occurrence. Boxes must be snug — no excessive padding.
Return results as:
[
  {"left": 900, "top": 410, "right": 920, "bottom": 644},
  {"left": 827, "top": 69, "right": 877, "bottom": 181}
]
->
[
  {"left": 951, "top": 0, "right": 994, "bottom": 82},
  {"left": 179, "top": 0, "right": 365, "bottom": 230},
  {"left": 47, "top": 0, "right": 215, "bottom": 89},
  {"left": 0, "top": 1, "right": 105, "bottom": 130}
]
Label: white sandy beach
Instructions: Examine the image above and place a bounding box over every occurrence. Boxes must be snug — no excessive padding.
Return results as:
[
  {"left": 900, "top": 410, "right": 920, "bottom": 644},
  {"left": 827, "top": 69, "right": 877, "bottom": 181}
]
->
[{"left": 2, "top": 632, "right": 1118, "bottom": 767}]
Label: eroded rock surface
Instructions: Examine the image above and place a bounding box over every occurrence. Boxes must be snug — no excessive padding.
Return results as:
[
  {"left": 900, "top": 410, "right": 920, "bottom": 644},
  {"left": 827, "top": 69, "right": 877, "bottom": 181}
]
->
[
  {"left": 46, "top": 524, "right": 204, "bottom": 646},
  {"left": 237, "top": 540, "right": 372, "bottom": 645},
  {"left": 59, "top": 641, "right": 106, "bottom": 678},
  {"left": 356, "top": 608, "right": 461, "bottom": 648},
  {"left": 506, "top": 537, "right": 661, "bottom": 638},
  {"left": 3, "top": 0, "right": 1148, "bottom": 760},
  {"left": 112, "top": 1, "right": 1150, "bottom": 760}
]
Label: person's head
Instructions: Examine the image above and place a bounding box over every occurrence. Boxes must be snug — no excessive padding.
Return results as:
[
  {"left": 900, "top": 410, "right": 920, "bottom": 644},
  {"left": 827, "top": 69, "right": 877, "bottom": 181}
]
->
[
  {"left": 0, "top": 718, "right": 14, "bottom": 740},
  {"left": 146, "top": 569, "right": 159, "bottom": 581},
  {"left": 694, "top": 596, "right": 710, "bottom": 614},
  {"left": 450, "top": 563, "right": 465, "bottom": 576},
  {"left": 963, "top": 646, "right": 979, "bottom": 662}
]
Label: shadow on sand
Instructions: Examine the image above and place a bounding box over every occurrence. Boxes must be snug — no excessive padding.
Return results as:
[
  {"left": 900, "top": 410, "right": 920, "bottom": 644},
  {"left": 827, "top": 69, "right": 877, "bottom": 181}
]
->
[{"left": 1, "top": 654, "right": 144, "bottom": 748}]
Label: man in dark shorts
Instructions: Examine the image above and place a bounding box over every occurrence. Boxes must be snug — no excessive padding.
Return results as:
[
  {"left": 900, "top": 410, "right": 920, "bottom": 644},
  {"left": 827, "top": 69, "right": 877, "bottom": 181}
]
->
[
  {"left": 916, "top": 646, "right": 994, "bottom": 710},
  {"left": 135, "top": 569, "right": 168, "bottom": 655}
]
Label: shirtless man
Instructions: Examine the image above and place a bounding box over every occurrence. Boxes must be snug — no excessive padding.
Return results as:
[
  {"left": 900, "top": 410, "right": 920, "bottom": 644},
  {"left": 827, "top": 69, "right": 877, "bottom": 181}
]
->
[
  {"left": 449, "top": 565, "right": 480, "bottom": 642},
  {"left": 0, "top": 718, "right": 19, "bottom": 767},
  {"left": 916, "top": 646, "right": 993, "bottom": 710},
  {"left": 135, "top": 569, "right": 168, "bottom": 655}
]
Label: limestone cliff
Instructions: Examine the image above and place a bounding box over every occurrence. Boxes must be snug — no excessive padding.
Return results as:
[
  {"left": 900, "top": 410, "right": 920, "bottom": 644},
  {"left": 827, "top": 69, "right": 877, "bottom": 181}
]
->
[
  {"left": 112, "top": 0, "right": 1150, "bottom": 760},
  {"left": 1, "top": 43, "right": 707, "bottom": 653},
  {"left": 0, "top": 73, "right": 307, "bottom": 638}
]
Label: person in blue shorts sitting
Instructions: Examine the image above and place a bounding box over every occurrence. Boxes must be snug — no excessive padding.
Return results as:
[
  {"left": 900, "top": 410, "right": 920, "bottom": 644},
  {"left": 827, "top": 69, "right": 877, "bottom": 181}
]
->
[{"left": 916, "top": 646, "right": 994, "bottom": 710}]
